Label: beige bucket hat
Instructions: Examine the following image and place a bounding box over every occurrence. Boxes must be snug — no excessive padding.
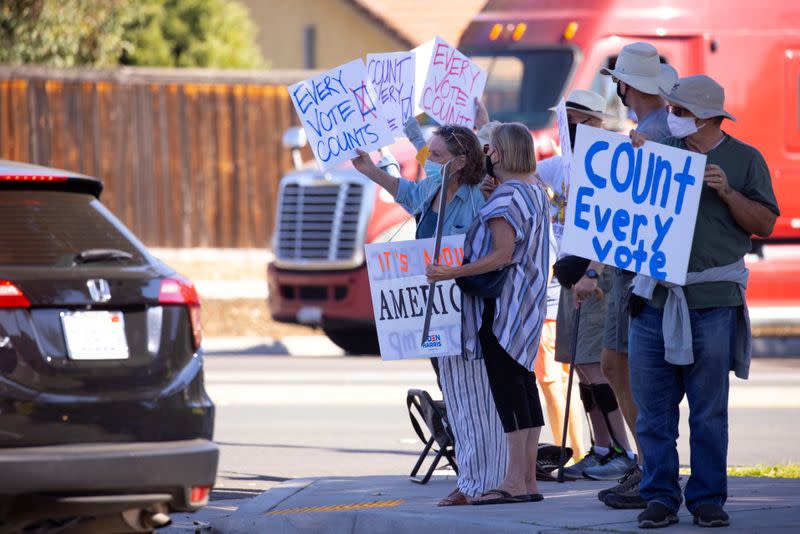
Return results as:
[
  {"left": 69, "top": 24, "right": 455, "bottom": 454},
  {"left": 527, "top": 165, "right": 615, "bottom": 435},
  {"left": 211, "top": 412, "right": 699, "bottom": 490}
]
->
[
  {"left": 660, "top": 75, "right": 736, "bottom": 121},
  {"left": 476, "top": 120, "right": 502, "bottom": 145},
  {"left": 601, "top": 42, "right": 677, "bottom": 95},
  {"left": 549, "top": 89, "right": 616, "bottom": 121}
]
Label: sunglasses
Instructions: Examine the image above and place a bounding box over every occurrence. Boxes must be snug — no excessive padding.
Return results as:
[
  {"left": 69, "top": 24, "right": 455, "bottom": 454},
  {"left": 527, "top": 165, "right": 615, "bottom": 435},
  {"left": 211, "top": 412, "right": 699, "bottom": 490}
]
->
[{"left": 439, "top": 125, "right": 468, "bottom": 155}]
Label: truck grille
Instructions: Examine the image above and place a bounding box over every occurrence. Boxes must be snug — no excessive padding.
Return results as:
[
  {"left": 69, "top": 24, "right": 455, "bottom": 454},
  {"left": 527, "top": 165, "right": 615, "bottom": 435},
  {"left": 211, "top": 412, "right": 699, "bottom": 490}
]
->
[{"left": 275, "top": 176, "right": 370, "bottom": 269}]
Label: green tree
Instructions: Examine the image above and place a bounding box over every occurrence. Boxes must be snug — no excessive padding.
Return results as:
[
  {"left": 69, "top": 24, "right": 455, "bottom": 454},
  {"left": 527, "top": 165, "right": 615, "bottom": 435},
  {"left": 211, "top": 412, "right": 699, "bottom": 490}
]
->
[
  {"left": 0, "top": 0, "right": 266, "bottom": 69},
  {"left": 121, "top": 0, "right": 266, "bottom": 69},
  {"left": 0, "top": 0, "right": 132, "bottom": 67}
]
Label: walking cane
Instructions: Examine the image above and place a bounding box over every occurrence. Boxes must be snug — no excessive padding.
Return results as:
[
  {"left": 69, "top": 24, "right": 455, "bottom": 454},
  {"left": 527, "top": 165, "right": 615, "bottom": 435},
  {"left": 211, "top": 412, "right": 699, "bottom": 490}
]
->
[{"left": 557, "top": 299, "right": 581, "bottom": 483}]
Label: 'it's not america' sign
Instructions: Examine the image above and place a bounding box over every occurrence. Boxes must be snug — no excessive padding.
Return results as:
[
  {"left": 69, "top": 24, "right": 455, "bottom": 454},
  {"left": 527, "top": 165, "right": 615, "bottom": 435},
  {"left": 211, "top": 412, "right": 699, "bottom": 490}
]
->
[
  {"left": 561, "top": 125, "right": 706, "bottom": 285},
  {"left": 365, "top": 235, "right": 465, "bottom": 360}
]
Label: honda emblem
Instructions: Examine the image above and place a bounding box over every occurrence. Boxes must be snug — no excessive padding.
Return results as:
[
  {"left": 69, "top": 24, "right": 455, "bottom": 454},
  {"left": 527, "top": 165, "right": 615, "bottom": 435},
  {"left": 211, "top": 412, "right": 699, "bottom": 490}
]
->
[{"left": 87, "top": 279, "right": 112, "bottom": 303}]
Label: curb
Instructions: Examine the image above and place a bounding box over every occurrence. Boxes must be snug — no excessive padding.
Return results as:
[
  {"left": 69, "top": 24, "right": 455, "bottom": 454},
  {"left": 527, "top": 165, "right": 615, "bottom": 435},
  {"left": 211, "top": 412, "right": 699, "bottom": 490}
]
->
[{"left": 212, "top": 478, "right": 317, "bottom": 534}]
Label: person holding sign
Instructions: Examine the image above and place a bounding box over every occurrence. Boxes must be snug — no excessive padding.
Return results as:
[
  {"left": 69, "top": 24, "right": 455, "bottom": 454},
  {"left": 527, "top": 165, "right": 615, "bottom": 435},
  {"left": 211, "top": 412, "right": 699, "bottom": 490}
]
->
[
  {"left": 627, "top": 75, "right": 779, "bottom": 529},
  {"left": 537, "top": 90, "right": 638, "bottom": 482},
  {"left": 427, "top": 123, "right": 550, "bottom": 505},
  {"left": 591, "top": 42, "right": 678, "bottom": 508},
  {"left": 352, "top": 122, "right": 506, "bottom": 506}
]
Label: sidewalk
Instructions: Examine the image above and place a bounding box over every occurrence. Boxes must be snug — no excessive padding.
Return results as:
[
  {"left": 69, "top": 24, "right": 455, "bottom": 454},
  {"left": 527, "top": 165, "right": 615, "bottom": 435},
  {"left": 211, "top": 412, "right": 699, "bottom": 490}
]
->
[{"left": 211, "top": 474, "right": 800, "bottom": 533}]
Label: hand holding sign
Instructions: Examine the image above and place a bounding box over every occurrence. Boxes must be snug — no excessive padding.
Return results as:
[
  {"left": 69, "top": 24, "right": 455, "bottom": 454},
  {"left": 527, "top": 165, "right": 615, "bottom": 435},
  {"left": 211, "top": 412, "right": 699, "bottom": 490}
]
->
[
  {"left": 413, "top": 36, "right": 487, "bottom": 128},
  {"left": 561, "top": 125, "right": 706, "bottom": 285},
  {"left": 289, "top": 59, "right": 394, "bottom": 170}
]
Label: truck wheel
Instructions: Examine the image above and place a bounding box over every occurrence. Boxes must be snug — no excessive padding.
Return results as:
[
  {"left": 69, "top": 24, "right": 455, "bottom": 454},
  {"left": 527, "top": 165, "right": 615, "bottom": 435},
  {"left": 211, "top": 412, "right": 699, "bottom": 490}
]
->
[{"left": 323, "top": 327, "right": 380, "bottom": 355}]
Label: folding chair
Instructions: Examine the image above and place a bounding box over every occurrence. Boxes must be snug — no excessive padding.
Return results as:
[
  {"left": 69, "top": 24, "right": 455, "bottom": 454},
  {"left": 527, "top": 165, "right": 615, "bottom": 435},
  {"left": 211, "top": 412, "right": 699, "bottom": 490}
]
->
[{"left": 406, "top": 389, "right": 458, "bottom": 484}]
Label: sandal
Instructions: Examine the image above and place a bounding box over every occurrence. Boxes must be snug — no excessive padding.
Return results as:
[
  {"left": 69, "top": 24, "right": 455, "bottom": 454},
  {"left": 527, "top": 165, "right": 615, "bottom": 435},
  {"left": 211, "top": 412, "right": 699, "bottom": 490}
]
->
[
  {"left": 470, "top": 489, "right": 530, "bottom": 505},
  {"left": 438, "top": 488, "right": 469, "bottom": 507}
]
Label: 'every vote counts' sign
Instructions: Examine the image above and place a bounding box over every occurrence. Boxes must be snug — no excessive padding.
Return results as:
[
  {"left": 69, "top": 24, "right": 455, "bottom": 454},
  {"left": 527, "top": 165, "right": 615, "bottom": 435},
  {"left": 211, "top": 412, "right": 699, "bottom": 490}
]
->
[
  {"left": 561, "top": 125, "right": 707, "bottom": 285},
  {"left": 367, "top": 52, "right": 415, "bottom": 138},
  {"left": 365, "top": 235, "right": 465, "bottom": 360},
  {"left": 413, "top": 36, "right": 487, "bottom": 128},
  {"left": 289, "top": 59, "right": 394, "bottom": 170}
]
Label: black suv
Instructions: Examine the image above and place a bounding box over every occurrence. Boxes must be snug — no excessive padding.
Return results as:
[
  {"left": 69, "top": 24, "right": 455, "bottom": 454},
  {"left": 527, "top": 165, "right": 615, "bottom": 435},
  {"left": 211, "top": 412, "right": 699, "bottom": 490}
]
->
[{"left": 0, "top": 161, "right": 217, "bottom": 532}]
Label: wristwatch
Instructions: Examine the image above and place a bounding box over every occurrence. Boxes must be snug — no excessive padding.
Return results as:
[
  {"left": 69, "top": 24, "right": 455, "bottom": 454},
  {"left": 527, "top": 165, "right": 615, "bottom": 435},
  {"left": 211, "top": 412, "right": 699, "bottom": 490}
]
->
[{"left": 584, "top": 268, "right": 599, "bottom": 280}]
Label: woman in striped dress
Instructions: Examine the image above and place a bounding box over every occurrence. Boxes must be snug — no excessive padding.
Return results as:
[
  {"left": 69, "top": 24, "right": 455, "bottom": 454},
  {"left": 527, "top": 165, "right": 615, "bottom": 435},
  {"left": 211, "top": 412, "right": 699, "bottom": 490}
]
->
[
  {"left": 351, "top": 123, "right": 507, "bottom": 506},
  {"left": 426, "top": 122, "right": 550, "bottom": 504}
]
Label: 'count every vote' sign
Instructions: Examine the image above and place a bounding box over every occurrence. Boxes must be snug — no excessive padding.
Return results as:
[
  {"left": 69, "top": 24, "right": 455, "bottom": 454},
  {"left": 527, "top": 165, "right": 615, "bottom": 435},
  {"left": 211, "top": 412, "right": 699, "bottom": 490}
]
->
[{"left": 561, "top": 125, "right": 707, "bottom": 285}]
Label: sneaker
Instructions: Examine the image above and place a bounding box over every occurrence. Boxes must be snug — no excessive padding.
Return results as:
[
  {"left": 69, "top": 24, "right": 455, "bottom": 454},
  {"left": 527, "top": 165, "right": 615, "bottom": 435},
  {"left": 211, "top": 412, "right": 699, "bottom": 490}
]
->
[
  {"left": 638, "top": 501, "right": 679, "bottom": 529},
  {"left": 583, "top": 449, "right": 637, "bottom": 481},
  {"left": 560, "top": 449, "right": 605, "bottom": 480},
  {"left": 600, "top": 467, "right": 646, "bottom": 509},
  {"left": 692, "top": 504, "right": 730, "bottom": 528},
  {"left": 598, "top": 464, "right": 641, "bottom": 501}
]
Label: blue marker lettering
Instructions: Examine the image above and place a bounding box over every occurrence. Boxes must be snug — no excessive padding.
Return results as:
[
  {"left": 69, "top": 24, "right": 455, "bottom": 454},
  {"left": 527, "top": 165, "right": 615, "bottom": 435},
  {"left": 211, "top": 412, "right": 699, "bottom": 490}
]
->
[
  {"left": 592, "top": 237, "right": 612, "bottom": 262},
  {"left": 672, "top": 156, "right": 696, "bottom": 215},
  {"left": 612, "top": 209, "right": 631, "bottom": 242},
  {"left": 652, "top": 214, "right": 673, "bottom": 251},
  {"left": 585, "top": 141, "right": 610, "bottom": 189},
  {"left": 574, "top": 186, "right": 594, "bottom": 230},
  {"left": 610, "top": 143, "right": 635, "bottom": 193}
]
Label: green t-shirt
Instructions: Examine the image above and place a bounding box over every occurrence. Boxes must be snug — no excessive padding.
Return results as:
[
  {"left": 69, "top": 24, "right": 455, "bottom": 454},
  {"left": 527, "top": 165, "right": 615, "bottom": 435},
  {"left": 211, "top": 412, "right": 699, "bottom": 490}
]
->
[{"left": 650, "top": 133, "right": 780, "bottom": 309}]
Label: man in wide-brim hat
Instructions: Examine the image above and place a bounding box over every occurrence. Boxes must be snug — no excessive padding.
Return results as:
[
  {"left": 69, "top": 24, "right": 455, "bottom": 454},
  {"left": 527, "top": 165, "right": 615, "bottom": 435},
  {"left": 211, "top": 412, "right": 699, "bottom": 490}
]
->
[{"left": 627, "top": 74, "right": 780, "bottom": 529}]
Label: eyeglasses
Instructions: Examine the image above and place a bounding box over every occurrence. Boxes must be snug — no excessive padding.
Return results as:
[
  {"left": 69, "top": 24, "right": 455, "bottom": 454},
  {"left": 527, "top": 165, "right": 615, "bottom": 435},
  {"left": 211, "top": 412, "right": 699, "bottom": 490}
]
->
[
  {"left": 439, "top": 125, "right": 468, "bottom": 155},
  {"left": 668, "top": 105, "right": 693, "bottom": 118}
]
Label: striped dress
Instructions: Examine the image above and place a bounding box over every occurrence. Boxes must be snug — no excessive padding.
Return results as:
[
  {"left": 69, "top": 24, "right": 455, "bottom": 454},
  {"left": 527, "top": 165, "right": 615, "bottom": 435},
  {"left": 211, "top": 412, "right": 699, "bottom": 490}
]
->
[
  {"left": 462, "top": 180, "right": 550, "bottom": 371},
  {"left": 394, "top": 172, "right": 507, "bottom": 498}
]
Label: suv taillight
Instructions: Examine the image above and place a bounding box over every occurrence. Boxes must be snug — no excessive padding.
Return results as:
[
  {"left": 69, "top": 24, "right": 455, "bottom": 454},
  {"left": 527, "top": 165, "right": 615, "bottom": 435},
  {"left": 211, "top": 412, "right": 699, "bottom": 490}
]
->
[
  {"left": 159, "top": 277, "right": 202, "bottom": 350},
  {"left": 0, "top": 281, "right": 30, "bottom": 308}
]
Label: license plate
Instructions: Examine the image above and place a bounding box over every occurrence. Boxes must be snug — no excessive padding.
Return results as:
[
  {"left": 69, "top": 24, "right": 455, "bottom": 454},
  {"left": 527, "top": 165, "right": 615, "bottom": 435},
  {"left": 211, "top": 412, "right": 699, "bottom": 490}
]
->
[
  {"left": 297, "top": 306, "right": 323, "bottom": 325},
  {"left": 61, "top": 311, "right": 130, "bottom": 360}
]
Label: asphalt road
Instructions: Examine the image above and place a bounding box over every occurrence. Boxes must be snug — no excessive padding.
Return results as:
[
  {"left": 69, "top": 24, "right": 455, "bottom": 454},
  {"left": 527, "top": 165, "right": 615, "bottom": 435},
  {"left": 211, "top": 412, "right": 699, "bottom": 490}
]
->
[{"left": 165, "top": 350, "right": 800, "bottom": 532}]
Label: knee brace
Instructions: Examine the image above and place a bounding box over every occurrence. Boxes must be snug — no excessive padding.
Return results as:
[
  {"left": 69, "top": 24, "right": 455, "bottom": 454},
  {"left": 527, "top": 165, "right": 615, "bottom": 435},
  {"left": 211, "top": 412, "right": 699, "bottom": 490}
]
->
[
  {"left": 591, "top": 383, "right": 624, "bottom": 449},
  {"left": 579, "top": 382, "right": 595, "bottom": 413},
  {"left": 591, "top": 383, "right": 619, "bottom": 415}
]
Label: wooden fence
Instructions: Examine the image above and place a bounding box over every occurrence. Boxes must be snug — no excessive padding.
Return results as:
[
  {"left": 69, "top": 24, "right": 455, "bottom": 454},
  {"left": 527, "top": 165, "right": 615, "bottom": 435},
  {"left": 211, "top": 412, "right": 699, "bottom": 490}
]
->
[{"left": 0, "top": 66, "right": 313, "bottom": 248}]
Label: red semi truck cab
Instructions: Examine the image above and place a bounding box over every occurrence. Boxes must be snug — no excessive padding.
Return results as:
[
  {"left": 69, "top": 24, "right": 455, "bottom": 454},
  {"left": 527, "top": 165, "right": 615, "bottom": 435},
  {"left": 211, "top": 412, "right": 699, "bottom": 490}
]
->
[{"left": 269, "top": 0, "right": 800, "bottom": 353}]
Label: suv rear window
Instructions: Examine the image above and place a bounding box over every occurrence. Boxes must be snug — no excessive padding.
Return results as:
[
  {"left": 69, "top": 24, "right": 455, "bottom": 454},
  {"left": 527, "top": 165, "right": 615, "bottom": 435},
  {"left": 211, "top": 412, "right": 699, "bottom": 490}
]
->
[{"left": 0, "top": 191, "right": 148, "bottom": 267}]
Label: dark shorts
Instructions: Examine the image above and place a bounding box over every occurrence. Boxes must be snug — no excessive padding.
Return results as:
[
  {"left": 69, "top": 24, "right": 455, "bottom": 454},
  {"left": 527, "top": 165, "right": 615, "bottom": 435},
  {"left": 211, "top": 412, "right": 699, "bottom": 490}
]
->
[{"left": 603, "top": 269, "right": 634, "bottom": 354}]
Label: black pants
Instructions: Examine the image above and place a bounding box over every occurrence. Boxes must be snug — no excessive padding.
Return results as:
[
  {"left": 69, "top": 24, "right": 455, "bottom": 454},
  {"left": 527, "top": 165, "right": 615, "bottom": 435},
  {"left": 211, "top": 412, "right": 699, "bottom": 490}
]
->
[{"left": 479, "top": 299, "right": 544, "bottom": 433}]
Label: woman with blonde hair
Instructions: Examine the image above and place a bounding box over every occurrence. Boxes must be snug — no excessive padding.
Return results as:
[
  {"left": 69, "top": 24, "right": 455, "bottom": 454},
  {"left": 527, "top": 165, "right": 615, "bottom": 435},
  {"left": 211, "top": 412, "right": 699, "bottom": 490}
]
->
[{"left": 427, "top": 122, "right": 550, "bottom": 504}]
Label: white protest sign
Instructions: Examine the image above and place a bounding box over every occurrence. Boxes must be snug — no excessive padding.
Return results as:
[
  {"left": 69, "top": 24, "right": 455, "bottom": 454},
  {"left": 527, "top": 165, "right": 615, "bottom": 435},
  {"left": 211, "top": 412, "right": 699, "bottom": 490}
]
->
[
  {"left": 553, "top": 98, "right": 572, "bottom": 244},
  {"left": 413, "top": 36, "right": 487, "bottom": 127},
  {"left": 289, "top": 59, "right": 394, "bottom": 170},
  {"left": 367, "top": 52, "right": 415, "bottom": 138},
  {"left": 365, "top": 235, "right": 465, "bottom": 360},
  {"left": 561, "top": 125, "right": 706, "bottom": 285}
]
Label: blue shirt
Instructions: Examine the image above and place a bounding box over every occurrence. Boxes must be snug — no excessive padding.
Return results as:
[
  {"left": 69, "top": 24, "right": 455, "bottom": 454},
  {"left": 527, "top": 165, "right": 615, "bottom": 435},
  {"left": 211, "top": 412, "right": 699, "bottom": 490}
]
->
[{"left": 395, "top": 172, "right": 485, "bottom": 236}]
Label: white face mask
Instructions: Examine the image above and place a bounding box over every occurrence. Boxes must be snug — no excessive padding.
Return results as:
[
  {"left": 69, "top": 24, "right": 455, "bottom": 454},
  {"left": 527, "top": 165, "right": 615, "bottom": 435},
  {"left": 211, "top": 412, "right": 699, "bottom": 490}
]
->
[{"left": 668, "top": 113, "right": 699, "bottom": 138}]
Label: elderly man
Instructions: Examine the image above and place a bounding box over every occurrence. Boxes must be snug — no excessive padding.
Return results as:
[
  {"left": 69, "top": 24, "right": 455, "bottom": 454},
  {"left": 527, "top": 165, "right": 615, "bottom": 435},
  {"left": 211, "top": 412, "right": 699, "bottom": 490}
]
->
[{"left": 628, "top": 75, "right": 779, "bottom": 529}]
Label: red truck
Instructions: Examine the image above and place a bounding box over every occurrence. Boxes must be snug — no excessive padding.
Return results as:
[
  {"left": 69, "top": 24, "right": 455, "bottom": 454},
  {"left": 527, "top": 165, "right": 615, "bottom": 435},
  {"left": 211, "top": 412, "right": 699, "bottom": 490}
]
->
[{"left": 268, "top": 0, "right": 800, "bottom": 354}]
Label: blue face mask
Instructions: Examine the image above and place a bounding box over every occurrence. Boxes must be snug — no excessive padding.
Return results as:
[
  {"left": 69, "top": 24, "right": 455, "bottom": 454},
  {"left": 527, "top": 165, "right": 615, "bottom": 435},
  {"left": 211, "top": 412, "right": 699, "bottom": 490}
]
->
[{"left": 424, "top": 159, "right": 442, "bottom": 178}]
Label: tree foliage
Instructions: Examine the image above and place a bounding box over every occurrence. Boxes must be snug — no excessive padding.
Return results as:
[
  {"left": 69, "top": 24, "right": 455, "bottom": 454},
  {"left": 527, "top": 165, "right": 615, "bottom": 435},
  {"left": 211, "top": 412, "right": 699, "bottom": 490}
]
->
[
  {"left": 0, "top": 0, "right": 132, "bottom": 67},
  {"left": 0, "top": 0, "right": 266, "bottom": 69},
  {"left": 121, "top": 0, "right": 266, "bottom": 68}
]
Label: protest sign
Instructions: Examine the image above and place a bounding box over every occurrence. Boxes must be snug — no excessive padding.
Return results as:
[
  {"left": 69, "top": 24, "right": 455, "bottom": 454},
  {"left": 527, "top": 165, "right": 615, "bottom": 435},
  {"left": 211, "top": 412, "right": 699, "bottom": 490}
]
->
[
  {"left": 365, "top": 235, "right": 465, "bottom": 360},
  {"left": 553, "top": 98, "right": 573, "bottom": 243},
  {"left": 561, "top": 125, "right": 706, "bottom": 285},
  {"left": 367, "top": 52, "right": 415, "bottom": 137},
  {"left": 413, "top": 36, "right": 487, "bottom": 127},
  {"left": 289, "top": 59, "right": 394, "bottom": 170}
]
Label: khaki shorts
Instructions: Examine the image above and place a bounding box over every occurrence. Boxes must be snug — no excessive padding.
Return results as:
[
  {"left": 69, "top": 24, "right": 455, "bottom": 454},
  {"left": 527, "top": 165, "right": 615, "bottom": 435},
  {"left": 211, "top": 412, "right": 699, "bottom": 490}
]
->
[{"left": 554, "top": 267, "right": 611, "bottom": 364}]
